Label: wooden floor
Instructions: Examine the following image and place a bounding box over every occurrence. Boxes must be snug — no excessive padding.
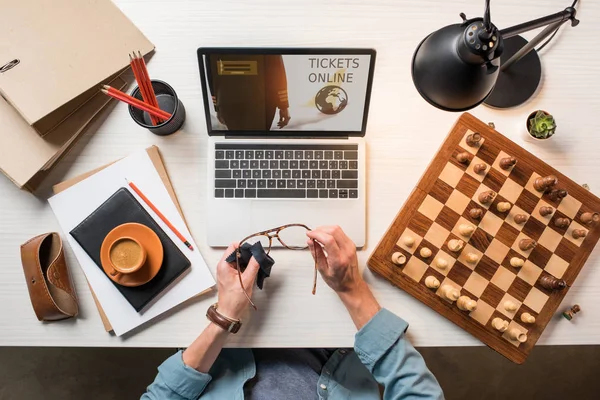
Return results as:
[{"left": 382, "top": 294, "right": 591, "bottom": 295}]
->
[{"left": 0, "top": 346, "right": 598, "bottom": 399}]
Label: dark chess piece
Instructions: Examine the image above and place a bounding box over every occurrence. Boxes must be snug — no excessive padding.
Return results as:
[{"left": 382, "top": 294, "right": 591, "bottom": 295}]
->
[
  {"left": 538, "top": 275, "right": 567, "bottom": 291},
  {"left": 572, "top": 229, "right": 587, "bottom": 239},
  {"left": 456, "top": 152, "right": 471, "bottom": 164},
  {"left": 554, "top": 217, "right": 571, "bottom": 229},
  {"left": 562, "top": 304, "right": 581, "bottom": 321},
  {"left": 478, "top": 190, "right": 496, "bottom": 204},
  {"left": 466, "top": 133, "right": 482, "bottom": 147},
  {"left": 473, "top": 163, "right": 487, "bottom": 174},
  {"left": 533, "top": 175, "right": 558, "bottom": 192},
  {"left": 519, "top": 239, "right": 537, "bottom": 251},
  {"left": 539, "top": 206, "right": 554, "bottom": 217},
  {"left": 514, "top": 214, "right": 528, "bottom": 224},
  {"left": 469, "top": 208, "right": 483, "bottom": 219},
  {"left": 499, "top": 157, "right": 517, "bottom": 170},
  {"left": 580, "top": 212, "right": 600, "bottom": 226},
  {"left": 548, "top": 189, "right": 568, "bottom": 202}
]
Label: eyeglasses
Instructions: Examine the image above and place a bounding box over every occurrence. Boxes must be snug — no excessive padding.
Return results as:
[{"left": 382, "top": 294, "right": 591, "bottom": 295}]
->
[{"left": 235, "top": 224, "right": 317, "bottom": 310}]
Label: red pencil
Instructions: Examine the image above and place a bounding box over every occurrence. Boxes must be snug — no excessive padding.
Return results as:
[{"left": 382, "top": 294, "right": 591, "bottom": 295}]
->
[
  {"left": 129, "top": 53, "right": 159, "bottom": 125},
  {"left": 101, "top": 85, "right": 172, "bottom": 120},
  {"left": 127, "top": 179, "right": 194, "bottom": 251}
]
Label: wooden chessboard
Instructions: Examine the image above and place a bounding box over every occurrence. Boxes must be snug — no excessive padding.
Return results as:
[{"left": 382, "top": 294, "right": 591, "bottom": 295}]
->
[{"left": 367, "top": 113, "right": 600, "bottom": 364}]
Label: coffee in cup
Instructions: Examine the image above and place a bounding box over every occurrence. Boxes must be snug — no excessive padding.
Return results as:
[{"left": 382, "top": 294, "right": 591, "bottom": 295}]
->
[{"left": 108, "top": 237, "right": 147, "bottom": 276}]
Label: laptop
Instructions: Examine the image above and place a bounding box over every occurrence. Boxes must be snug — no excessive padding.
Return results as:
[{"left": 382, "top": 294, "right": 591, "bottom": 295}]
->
[{"left": 197, "top": 48, "right": 376, "bottom": 247}]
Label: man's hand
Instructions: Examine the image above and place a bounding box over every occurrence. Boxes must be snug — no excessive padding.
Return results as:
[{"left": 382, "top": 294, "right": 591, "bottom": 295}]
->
[
  {"left": 307, "top": 226, "right": 380, "bottom": 329},
  {"left": 216, "top": 243, "right": 260, "bottom": 320},
  {"left": 277, "top": 108, "right": 291, "bottom": 128}
]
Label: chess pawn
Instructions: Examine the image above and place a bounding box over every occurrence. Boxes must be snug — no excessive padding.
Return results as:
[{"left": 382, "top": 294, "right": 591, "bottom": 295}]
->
[
  {"left": 554, "top": 217, "right": 570, "bottom": 229},
  {"left": 533, "top": 175, "right": 558, "bottom": 192},
  {"left": 469, "top": 208, "right": 483, "bottom": 219},
  {"left": 548, "top": 189, "right": 568, "bottom": 202},
  {"left": 456, "top": 152, "right": 471, "bottom": 164},
  {"left": 478, "top": 190, "right": 496, "bottom": 205},
  {"left": 562, "top": 304, "right": 581, "bottom": 321},
  {"left": 492, "top": 317, "right": 509, "bottom": 332},
  {"left": 466, "top": 133, "right": 482, "bottom": 147},
  {"left": 514, "top": 214, "right": 528, "bottom": 225},
  {"left": 520, "top": 313, "right": 536, "bottom": 324},
  {"left": 572, "top": 229, "right": 587, "bottom": 240},
  {"left": 457, "top": 296, "right": 477, "bottom": 312},
  {"left": 580, "top": 212, "right": 600, "bottom": 226},
  {"left": 473, "top": 163, "right": 487, "bottom": 174},
  {"left": 425, "top": 276, "right": 440, "bottom": 289},
  {"left": 519, "top": 239, "right": 537, "bottom": 251},
  {"left": 447, "top": 239, "right": 465, "bottom": 253},
  {"left": 496, "top": 202, "right": 512, "bottom": 213},
  {"left": 391, "top": 252, "right": 406, "bottom": 266},
  {"left": 458, "top": 224, "right": 475, "bottom": 236},
  {"left": 538, "top": 275, "right": 566, "bottom": 291},
  {"left": 499, "top": 157, "right": 517, "bottom": 170},
  {"left": 440, "top": 285, "right": 460, "bottom": 302},
  {"left": 539, "top": 206, "right": 554, "bottom": 217},
  {"left": 403, "top": 236, "right": 416, "bottom": 248}
]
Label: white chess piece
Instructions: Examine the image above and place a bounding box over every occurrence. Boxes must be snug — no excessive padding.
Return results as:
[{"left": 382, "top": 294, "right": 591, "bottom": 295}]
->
[
  {"left": 457, "top": 296, "right": 477, "bottom": 311},
  {"left": 440, "top": 285, "right": 460, "bottom": 302},
  {"left": 465, "top": 253, "right": 479, "bottom": 264},
  {"left": 425, "top": 276, "right": 440, "bottom": 289},
  {"left": 435, "top": 257, "right": 448, "bottom": 270},
  {"left": 492, "top": 317, "right": 509, "bottom": 332},
  {"left": 496, "top": 202, "right": 512, "bottom": 213},
  {"left": 520, "top": 313, "right": 536, "bottom": 324},
  {"left": 458, "top": 224, "right": 475, "bottom": 236},
  {"left": 391, "top": 252, "right": 406, "bottom": 266},
  {"left": 419, "top": 247, "right": 432, "bottom": 258},
  {"left": 508, "top": 328, "right": 528, "bottom": 343},
  {"left": 447, "top": 239, "right": 465, "bottom": 252},
  {"left": 403, "top": 236, "right": 415, "bottom": 248},
  {"left": 504, "top": 301, "right": 518, "bottom": 312},
  {"left": 510, "top": 257, "right": 525, "bottom": 268}
]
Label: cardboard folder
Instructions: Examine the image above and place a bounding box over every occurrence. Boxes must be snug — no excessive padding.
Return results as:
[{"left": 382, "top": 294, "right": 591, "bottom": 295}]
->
[
  {"left": 53, "top": 146, "right": 190, "bottom": 332},
  {"left": 0, "top": 0, "right": 154, "bottom": 191}
]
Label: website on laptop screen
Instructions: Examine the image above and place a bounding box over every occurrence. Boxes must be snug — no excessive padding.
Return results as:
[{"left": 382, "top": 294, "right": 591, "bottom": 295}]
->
[{"left": 200, "top": 51, "right": 373, "bottom": 133}]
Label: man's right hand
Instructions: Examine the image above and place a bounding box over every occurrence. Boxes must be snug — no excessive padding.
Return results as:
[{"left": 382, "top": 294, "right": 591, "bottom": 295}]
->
[{"left": 306, "top": 226, "right": 381, "bottom": 329}]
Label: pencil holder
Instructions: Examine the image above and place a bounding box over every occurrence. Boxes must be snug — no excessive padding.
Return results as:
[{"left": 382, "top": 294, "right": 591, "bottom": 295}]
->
[{"left": 128, "top": 80, "right": 186, "bottom": 136}]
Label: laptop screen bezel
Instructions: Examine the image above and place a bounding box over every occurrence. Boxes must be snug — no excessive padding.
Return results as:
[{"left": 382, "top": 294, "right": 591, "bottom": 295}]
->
[{"left": 197, "top": 47, "right": 376, "bottom": 138}]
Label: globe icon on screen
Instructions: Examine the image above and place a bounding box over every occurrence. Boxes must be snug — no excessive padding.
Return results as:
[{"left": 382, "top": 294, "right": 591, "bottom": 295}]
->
[{"left": 315, "top": 85, "right": 348, "bottom": 115}]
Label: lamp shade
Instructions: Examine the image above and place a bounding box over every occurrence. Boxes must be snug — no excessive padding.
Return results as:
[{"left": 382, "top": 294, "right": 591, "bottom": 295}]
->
[{"left": 412, "top": 20, "right": 503, "bottom": 112}]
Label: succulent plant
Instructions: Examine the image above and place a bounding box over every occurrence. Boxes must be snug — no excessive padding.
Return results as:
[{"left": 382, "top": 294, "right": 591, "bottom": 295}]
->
[{"left": 528, "top": 111, "right": 556, "bottom": 139}]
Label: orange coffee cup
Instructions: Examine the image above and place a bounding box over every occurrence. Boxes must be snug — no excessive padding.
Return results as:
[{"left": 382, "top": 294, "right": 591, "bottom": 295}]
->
[{"left": 108, "top": 236, "right": 147, "bottom": 276}]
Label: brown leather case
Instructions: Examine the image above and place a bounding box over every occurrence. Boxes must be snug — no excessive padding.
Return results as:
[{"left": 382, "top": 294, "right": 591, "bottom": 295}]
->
[{"left": 20, "top": 232, "right": 79, "bottom": 321}]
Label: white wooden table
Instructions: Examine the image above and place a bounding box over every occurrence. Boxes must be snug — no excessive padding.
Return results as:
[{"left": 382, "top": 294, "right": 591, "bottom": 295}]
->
[{"left": 1, "top": 0, "right": 599, "bottom": 348}]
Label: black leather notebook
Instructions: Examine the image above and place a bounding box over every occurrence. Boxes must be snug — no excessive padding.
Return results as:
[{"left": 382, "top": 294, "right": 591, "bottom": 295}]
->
[{"left": 70, "top": 188, "right": 191, "bottom": 312}]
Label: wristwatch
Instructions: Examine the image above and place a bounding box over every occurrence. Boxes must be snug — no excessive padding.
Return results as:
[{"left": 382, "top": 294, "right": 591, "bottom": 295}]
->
[{"left": 206, "top": 303, "right": 242, "bottom": 333}]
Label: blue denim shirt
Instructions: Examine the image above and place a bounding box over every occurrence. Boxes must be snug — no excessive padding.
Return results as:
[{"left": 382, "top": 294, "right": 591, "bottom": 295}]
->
[{"left": 142, "top": 309, "right": 444, "bottom": 399}]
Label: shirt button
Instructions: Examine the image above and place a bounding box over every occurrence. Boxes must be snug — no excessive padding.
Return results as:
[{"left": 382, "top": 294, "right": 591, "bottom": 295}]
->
[
  {"left": 339, "top": 349, "right": 347, "bottom": 355},
  {"left": 320, "top": 384, "right": 327, "bottom": 390}
]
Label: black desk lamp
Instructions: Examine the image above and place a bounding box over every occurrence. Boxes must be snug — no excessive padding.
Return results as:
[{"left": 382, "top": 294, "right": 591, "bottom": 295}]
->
[{"left": 412, "top": 0, "right": 580, "bottom": 111}]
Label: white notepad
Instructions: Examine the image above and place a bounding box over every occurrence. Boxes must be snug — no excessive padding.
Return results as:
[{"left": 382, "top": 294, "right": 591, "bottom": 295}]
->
[{"left": 48, "top": 150, "right": 215, "bottom": 336}]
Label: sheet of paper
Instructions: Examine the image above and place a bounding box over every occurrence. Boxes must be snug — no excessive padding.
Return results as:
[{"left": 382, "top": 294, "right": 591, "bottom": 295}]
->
[{"left": 48, "top": 150, "right": 215, "bottom": 336}]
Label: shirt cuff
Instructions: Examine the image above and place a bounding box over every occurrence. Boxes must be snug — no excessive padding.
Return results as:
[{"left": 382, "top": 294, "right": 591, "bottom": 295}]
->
[
  {"left": 157, "top": 350, "right": 212, "bottom": 399},
  {"left": 354, "top": 308, "right": 409, "bottom": 366}
]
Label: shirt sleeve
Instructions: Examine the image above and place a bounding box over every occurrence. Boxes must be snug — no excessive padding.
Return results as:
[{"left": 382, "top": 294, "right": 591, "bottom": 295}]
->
[
  {"left": 354, "top": 309, "right": 444, "bottom": 400},
  {"left": 141, "top": 350, "right": 212, "bottom": 400}
]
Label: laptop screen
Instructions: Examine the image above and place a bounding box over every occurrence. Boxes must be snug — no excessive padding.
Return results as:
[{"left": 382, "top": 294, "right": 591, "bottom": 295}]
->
[{"left": 197, "top": 48, "right": 376, "bottom": 136}]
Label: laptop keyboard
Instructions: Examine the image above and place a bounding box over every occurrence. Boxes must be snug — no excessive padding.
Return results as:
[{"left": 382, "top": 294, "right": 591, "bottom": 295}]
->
[{"left": 214, "top": 144, "right": 359, "bottom": 199}]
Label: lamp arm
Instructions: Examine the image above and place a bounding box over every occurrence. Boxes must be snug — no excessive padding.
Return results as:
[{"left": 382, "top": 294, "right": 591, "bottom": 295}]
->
[{"left": 499, "top": 8, "right": 577, "bottom": 39}]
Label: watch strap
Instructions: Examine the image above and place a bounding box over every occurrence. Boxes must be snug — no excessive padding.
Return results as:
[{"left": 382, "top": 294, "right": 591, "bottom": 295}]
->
[{"left": 206, "top": 303, "right": 242, "bottom": 333}]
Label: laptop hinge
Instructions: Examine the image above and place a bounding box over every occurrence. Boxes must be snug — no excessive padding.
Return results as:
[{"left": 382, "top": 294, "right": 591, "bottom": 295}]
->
[{"left": 224, "top": 135, "right": 349, "bottom": 140}]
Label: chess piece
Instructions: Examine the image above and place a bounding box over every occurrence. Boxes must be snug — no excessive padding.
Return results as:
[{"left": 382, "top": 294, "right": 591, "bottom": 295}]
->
[
  {"left": 507, "top": 328, "right": 528, "bottom": 343},
  {"left": 478, "top": 190, "right": 496, "bottom": 204},
  {"left": 473, "top": 163, "right": 487, "bottom": 174},
  {"left": 469, "top": 208, "right": 483, "bottom": 219},
  {"left": 572, "top": 229, "right": 587, "bottom": 240},
  {"left": 503, "top": 300, "right": 518, "bottom": 312},
  {"left": 496, "top": 202, "right": 512, "bottom": 213},
  {"left": 499, "top": 157, "right": 517, "bottom": 170},
  {"left": 466, "top": 133, "right": 482, "bottom": 147},
  {"left": 514, "top": 214, "right": 528, "bottom": 224},
  {"left": 519, "top": 239, "right": 537, "bottom": 251},
  {"left": 456, "top": 152, "right": 471, "bottom": 164},
  {"left": 538, "top": 275, "right": 566, "bottom": 291},
  {"left": 554, "top": 217, "right": 571, "bottom": 229},
  {"left": 391, "top": 252, "right": 406, "bottom": 266},
  {"left": 580, "top": 212, "right": 600, "bottom": 226},
  {"left": 521, "top": 313, "right": 536, "bottom": 324},
  {"left": 425, "top": 276, "right": 440, "bottom": 289},
  {"left": 539, "top": 206, "right": 554, "bottom": 217},
  {"left": 492, "top": 317, "right": 509, "bottom": 332},
  {"left": 403, "top": 236, "right": 415, "bottom": 248},
  {"left": 465, "top": 253, "right": 479, "bottom": 264},
  {"left": 562, "top": 304, "right": 581, "bottom": 321},
  {"left": 457, "top": 296, "right": 477, "bottom": 311},
  {"left": 533, "top": 175, "right": 558, "bottom": 192},
  {"left": 447, "top": 239, "right": 465, "bottom": 252},
  {"left": 548, "top": 189, "right": 568, "bottom": 202},
  {"left": 420, "top": 247, "right": 432, "bottom": 258},
  {"left": 440, "top": 285, "right": 460, "bottom": 302},
  {"left": 458, "top": 224, "right": 475, "bottom": 236},
  {"left": 510, "top": 257, "right": 525, "bottom": 268},
  {"left": 435, "top": 257, "right": 448, "bottom": 270}
]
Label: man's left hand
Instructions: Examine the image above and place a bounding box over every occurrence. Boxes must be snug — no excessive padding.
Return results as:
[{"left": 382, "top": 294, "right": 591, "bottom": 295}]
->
[{"left": 278, "top": 108, "right": 291, "bottom": 128}]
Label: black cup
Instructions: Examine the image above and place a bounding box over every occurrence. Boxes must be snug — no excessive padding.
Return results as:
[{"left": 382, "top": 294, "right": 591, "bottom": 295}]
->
[{"left": 128, "top": 80, "right": 186, "bottom": 136}]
